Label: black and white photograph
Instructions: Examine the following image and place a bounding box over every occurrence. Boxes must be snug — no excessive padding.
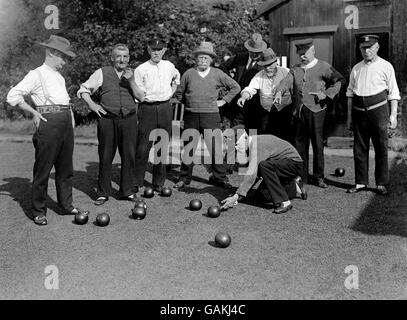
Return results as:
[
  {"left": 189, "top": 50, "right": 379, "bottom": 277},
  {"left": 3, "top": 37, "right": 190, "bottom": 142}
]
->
[{"left": 0, "top": 0, "right": 406, "bottom": 307}]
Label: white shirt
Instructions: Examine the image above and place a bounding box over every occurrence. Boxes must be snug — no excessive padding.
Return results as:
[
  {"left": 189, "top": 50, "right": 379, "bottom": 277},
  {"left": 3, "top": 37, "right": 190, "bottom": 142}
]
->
[
  {"left": 197, "top": 67, "right": 211, "bottom": 78},
  {"left": 241, "top": 66, "right": 289, "bottom": 111},
  {"left": 301, "top": 58, "right": 318, "bottom": 70},
  {"left": 134, "top": 60, "right": 181, "bottom": 102},
  {"left": 7, "top": 64, "right": 70, "bottom": 106},
  {"left": 76, "top": 68, "right": 124, "bottom": 98},
  {"left": 346, "top": 56, "right": 400, "bottom": 100}
]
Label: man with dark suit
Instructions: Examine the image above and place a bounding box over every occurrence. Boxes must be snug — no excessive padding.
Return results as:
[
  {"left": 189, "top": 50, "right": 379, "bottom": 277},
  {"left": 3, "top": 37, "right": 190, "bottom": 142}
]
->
[{"left": 221, "top": 33, "right": 267, "bottom": 131}]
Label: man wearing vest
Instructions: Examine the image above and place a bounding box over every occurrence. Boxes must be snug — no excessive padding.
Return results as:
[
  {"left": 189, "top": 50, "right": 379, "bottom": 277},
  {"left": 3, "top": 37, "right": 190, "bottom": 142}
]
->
[
  {"left": 7, "top": 35, "right": 89, "bottom": 225},
  {"left": 133, "top": 38, "right": 181, "bottom": 194},
  {"left": 78, "top": 43, "right": 145, "bottom": 205},
  {"left": 346, "top": 35, "right": 400, "bottom": 196},
  {"left": 274, "top": 39, "right": 345, "bottom": 188}
]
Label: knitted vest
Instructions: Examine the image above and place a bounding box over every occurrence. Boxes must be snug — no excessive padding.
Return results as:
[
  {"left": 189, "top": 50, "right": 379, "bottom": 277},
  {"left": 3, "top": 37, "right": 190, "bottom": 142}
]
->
[{"left": 100, "top": 66, "right": 137, "bottom": 115}]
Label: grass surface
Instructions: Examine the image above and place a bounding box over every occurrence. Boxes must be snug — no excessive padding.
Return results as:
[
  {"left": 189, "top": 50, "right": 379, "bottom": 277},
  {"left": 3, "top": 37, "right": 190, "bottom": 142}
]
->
[{"left": 0, "top": 140, "right": 407, "bottom": 299}]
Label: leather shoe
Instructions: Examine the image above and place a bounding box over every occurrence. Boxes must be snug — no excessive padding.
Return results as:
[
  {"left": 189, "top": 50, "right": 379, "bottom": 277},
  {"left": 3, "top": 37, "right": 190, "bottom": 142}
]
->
[
  {"left": 316, "top": 178, "right": 328, "bottom": 188},
  {"left": 94, "top": 196, "right": 108, "bottom": 206},
  {"left": 153, "top": 186, "right": 163, "bottom": 194},
  {"left": 70, "top": 208, "right": 90, "bottom": 215},
  {"left": 346, "top": 186, "right": 367, "bottom": 194},
  {"left": 121, "top": 194, "right": 139, "bottom": 202},
  {"left": 208, "top": 175, "right": 234, "bottom": 189},
  {"left": 376, "top": 185, "right": 389, "bottom": 196},
  {"left": 33, "top": 215, "right": 47, "bottom": 226},
  {"left": 294, "top": 176, "right": 307, "bottom": 200},
  {"left": 273, "top": 204, "right": 293, "bottom": 214},
  {"left": 174, "top": 180, "right": 190, "bottom": 189}
]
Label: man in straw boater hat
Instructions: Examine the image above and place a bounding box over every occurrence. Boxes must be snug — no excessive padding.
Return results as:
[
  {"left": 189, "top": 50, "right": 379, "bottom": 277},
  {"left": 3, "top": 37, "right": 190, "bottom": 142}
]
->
[
  {"left": 7, "top": 35, "right": 89, "bottom": 225},
  {"left": 173, "top": 41, "right": 240, "bottom": 190},
  {"left": 237, "top": 47, "right": 293, "bottom": 141},
  {"left": 221, "top": 33, "right": 267, "bottom": 131},
  {"left": 274, "top": 39, "right": 346, "bottom": 188},
  {"left": 346, "top": 35, "right": 400, "bottom": 196},
  {"left": 220, "top": 125, "right": 307, "bottom": 214}
]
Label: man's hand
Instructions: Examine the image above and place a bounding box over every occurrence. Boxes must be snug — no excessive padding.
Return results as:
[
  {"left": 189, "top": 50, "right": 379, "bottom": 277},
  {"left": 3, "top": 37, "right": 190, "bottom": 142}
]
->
[
  {"left": 346, "top": 116, "right": 353, "bottom": 131},
  {"left": 89, "top": 102, "right": 107, "bottom": 117},
  {"left": 309, "top": 91, "right": 326, "bottom": 101},
  {"left": 273, "top": 91, "right": 282, "bottom": 104},
  {"left": 389, "top": 114, "right": 397, "bottom": 129},
  {"left": 217, "top": 99, "right": 226, "bottom": 107},
  {"left": 122, "top": 68, "right": 134, "bottom": 81},
  {"left": 237, "top": 97, "right": 246, "bottom": 108},
  {"left": 220, "top": 194, "right": 239, "bottom": 210},
  {"left": 33, "top": 110, "right": 47, "bottom": 129}
]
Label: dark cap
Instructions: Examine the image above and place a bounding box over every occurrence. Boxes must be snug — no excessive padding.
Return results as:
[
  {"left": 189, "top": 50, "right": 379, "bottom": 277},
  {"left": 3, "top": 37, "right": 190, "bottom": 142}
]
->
[
  {"left": 359, "top": 34, "right": 379, "bottom": 48},
  {"left": 295, "top": 39, "right": 314, "bottom": 55},
  {"left": 148, "top": 38, "right": 166, "bottom": 50}
]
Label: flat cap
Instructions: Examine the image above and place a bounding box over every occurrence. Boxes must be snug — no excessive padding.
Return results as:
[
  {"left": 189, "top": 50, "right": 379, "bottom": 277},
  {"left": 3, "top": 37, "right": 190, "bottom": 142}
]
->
[{"left": 295, "top": 39, "right": 313, "bottom": 55}]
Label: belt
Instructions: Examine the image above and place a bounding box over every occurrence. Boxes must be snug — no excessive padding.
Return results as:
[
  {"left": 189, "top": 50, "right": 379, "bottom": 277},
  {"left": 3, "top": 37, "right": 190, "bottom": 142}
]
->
[
  {"left": 353, "top": 99, "right": 387, "bottom": 112},
  {"left": 37, "top": 105, "right": 71, "bottom": 114},
  {"left": 142, "top": 100, "right": 170, "bottom": 105}
]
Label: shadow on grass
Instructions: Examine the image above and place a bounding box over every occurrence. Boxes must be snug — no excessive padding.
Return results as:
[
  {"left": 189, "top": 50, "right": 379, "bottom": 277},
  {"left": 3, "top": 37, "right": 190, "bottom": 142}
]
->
[
  {"left": 351, "top": 156, "right": 407, "bottom": 237},
  {"left": 0, "top": 177, "right": 68, "bottom": 220}
]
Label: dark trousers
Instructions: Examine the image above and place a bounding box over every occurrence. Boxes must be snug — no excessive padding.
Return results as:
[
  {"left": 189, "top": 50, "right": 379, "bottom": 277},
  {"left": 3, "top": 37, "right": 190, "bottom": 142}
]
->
[
  {"left": 219, "top": 97, "right": 245, "bottom": 128},
  {"left": 352, "top": 104, "right": 389, "bottom": 186},
  {"left": 134, "top": 101, "right": 173, "bottom": 187},
  {"left": 32, "top": 110, "right": 74, "bottom": 218},
  {"left": 179, "top": 112, "right": 227, "bottom": 183},
  {"left": 97, "top": 111, "right": 138, "bottom": 198},
  {"left": 257, "top": 158, "right": 303, "bottom": 204},
  {"left": 295, "top": 106, "right": 326, "bottom": 182}
]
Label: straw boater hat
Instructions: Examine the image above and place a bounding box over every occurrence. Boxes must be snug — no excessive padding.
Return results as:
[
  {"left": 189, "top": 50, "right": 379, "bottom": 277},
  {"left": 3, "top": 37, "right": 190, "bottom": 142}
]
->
[
  {"left": 193, "top": 41, "right": 217, "bottom": 57},
  {"left": 257, "top": 47, "right": 278, "bottom": 66},
  {"left": 244, "top": 33, "right": 267, "bottom": 53},
  {"left": 39, "top": 35, "right": 76, "bottom": 57}
]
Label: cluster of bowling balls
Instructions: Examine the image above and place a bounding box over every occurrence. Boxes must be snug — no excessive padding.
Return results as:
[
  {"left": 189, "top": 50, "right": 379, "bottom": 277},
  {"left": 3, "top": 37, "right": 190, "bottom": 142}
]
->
[{"left": 74, "top": 187, "right": 232, "bottom": 248}]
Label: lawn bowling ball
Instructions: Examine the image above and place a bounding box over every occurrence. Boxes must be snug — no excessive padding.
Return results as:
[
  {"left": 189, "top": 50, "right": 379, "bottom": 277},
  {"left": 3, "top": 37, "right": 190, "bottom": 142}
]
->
[
  {"left": 132, "top": 207, "right": 146, "bottom": 220},
  {"left": 134, "top": 200, "right": 147, "bottom": 210},
  {"left": 144, "top": 186, "right": 154, "bottom": 198},
  {"left": 335, "top": 167, "right": 346, "bottom": 177},
  {"left": 96, "top": 213, "right": 110, "bottom": 227},
  {"left": 74, "top": 212, "right": 88, "bottom": 225},
  {"left": 207, "top": 205, "right": 221, "bottom": 218},
  {"left": 161, "top": 187, "right": 172, "bottom": 197},
  {"left": 189, "top": 199, "right": 202, "bottom": 211},
  {"left": 215, "top": 232, "right": 231, "bottom": 248}
]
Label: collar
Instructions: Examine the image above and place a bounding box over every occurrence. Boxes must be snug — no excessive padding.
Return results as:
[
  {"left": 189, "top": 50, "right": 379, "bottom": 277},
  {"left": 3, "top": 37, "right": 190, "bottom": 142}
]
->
[
  {"left": 363, "top": 55, "right": 379, "bottom": 65},
  {"left": 301, "top": 58, "right": 318, "bottom": 70}
]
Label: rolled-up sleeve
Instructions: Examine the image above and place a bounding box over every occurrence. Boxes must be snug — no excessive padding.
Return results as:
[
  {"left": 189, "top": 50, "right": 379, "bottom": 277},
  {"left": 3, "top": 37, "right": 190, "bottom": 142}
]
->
[
  {"left": 77, "top": 69, "right": 103, "bottom": 98},
  {"left": 346, "top": 67, "right": 356, "bottom": 98},
  {"left": 241, "top": 72, "right": 261, "bottom": 99},
  {"left": 7, "top": 71, "right": 38, "bottom": 106},
  {"left": 172, "top": 66, "right": 181, "bottom": 86},
  {"left": 386, "top": 64, "right": 401, "bottom": 100}
]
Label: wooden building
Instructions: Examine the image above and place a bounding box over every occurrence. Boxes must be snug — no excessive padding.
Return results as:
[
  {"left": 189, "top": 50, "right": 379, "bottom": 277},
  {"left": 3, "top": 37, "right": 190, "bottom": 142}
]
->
[{"left": 254, "top": 0, "right": 407, "bottom": 137}]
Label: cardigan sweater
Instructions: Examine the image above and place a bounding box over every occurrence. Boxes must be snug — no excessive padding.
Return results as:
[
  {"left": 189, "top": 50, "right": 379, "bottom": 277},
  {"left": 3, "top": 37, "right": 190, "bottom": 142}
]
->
[
  {"left": 277, "top": 59, "right": 345, "bottom": 113},
  {"left": 175, "top": 67, "right": 241, "bottom": 113}
]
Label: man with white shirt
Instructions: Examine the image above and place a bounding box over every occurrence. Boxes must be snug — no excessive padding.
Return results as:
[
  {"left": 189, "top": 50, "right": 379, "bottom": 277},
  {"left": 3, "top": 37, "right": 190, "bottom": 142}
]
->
[
  {"left": 346, "top": 35, "right": 400, "bottom": 196},
  {"left": 274, "top": 39, "right": 345, "bottom": 188},
  {"left": 133, "top": 38, "right": 181, "bottom": 194},
  {"left": 7, "top": 35, "right": 89, "bottom": 225},
  {"left": 237, "top": 47, "right": 292, "bottom": 139},
  {"left": 78, "top": 43, "right": 145, "bottom": 205}
]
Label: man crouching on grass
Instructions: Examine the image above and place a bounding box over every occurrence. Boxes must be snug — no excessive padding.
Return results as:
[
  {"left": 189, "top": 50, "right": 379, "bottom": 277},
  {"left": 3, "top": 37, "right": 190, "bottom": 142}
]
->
[{"left": 221, "top": 126, "right": 307, "bottom": 214}]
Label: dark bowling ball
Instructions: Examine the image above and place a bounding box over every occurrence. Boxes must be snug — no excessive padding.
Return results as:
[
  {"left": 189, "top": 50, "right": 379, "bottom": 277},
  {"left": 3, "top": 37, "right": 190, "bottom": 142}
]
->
[
  {"left": 144, "top": 186, "right": 154, "bottom": 198},
  {"left": 96, "top": 213, "right": 110, "bottom": 227},
  {"left": 335, "top": 167, "right": 346, "bottom": 177},
  {"left": 74, "top": 212, "right": 88, "bottom": 225},
  {"left": 132, "top": 207, "right": 146, "bottom": 220},
  {"left": 189, "top": 199, "right": 202, "bottom": 211},
  {"left": 215, "top": 232, "right": 231, "bottom": 248},
  {"left": 134, "top": 200, "right": 147, "bottom": 210},
  {"left": 161, "top": 187, "right": 172, "bottom": 197},
  {"left": 207, "top": 205, "right": 221, "bottom": 218}
]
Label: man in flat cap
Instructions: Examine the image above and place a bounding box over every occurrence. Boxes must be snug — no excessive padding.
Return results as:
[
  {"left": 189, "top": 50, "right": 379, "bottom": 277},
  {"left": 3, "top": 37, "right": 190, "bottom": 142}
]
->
[
  {"left": 7, "top": 35, "right": 89, "bottom": 225},
  {"left": 221, "top": 33, "right": 267, "bottom": 131},
  {"left": 133, "top": 38, "right": 181, "bottom": 194},
  {"left": 237, "top": 47, "right": 293, "bottom": 141},
  {"left": 78, "top": 43, "right": 145, "bottom": 205},
  {"left": 173, "top": 41, "right": 240, "bottom": 189},
  {"left": 275, "top": 39, "right": 345, "bottom": 188},
  {"left": 346, "top": 35, "right": 400, "bottom": 196}
]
